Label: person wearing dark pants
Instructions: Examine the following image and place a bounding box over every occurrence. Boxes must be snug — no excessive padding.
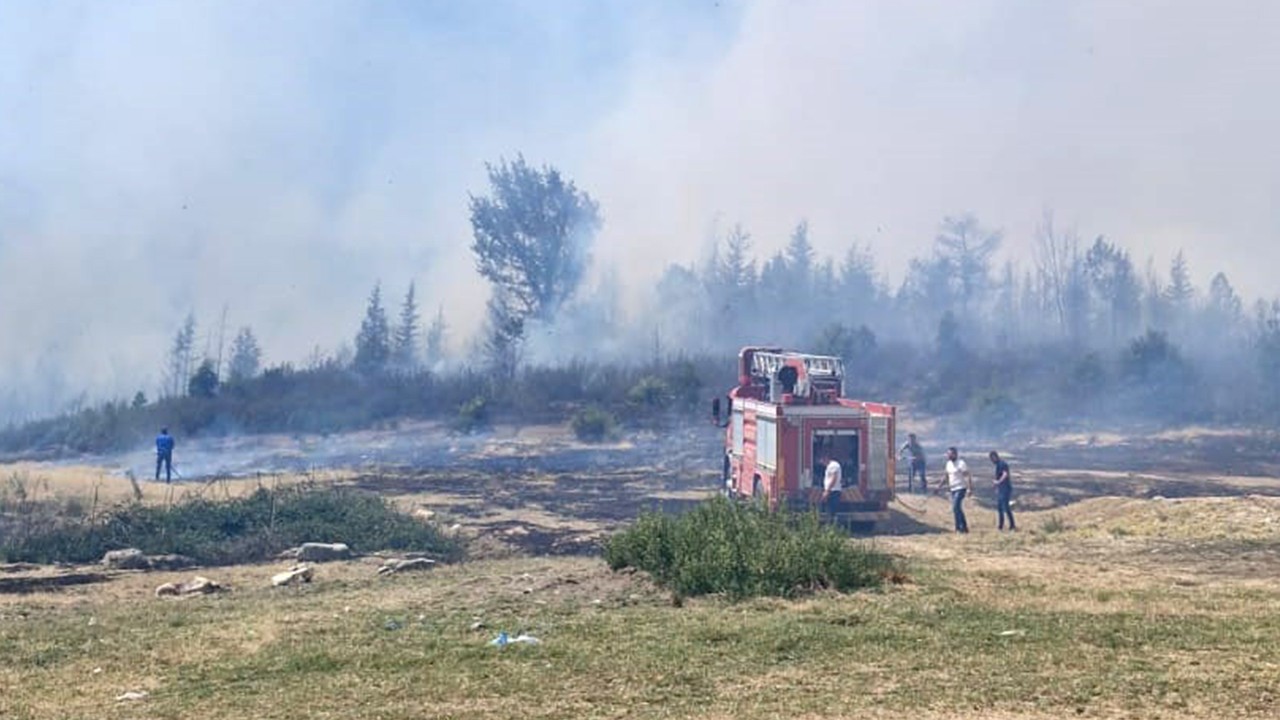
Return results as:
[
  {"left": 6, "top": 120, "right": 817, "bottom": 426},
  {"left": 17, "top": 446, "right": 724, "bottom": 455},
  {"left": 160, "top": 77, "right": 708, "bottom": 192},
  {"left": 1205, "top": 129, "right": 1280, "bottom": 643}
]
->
[
  {"left": 943, "top": 446, "right": 972, "bottom": 533},
  {"left": 155, "top": 427, "right": 175, "bottom": 483},
  {"left": 990, "top": 451, "right": 1016, "bottom": 531},
  {"left": 899, "top": 433, "right": 928, "bottom": 494},
  {"left": 819, "top": 451, "right": 843, "bottom": 521}
]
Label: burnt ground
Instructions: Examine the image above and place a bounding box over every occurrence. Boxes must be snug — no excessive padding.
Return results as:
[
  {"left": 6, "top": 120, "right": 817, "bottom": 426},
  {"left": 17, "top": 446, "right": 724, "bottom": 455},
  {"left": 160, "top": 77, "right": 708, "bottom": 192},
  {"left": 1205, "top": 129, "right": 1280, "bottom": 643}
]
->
[
  {"left": 343, "top": 422, "right": 1280, "bottom": 557},
  {"left": 29, "top": 418, "right": 1280, "bottom": 560}
]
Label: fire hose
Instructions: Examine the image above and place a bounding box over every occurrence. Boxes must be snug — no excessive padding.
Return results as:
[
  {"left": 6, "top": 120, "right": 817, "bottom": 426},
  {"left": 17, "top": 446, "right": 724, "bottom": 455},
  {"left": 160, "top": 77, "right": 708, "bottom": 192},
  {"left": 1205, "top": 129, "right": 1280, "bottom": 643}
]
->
[{"left": 893, "top": 494, "right": 928, "bottom": 515}]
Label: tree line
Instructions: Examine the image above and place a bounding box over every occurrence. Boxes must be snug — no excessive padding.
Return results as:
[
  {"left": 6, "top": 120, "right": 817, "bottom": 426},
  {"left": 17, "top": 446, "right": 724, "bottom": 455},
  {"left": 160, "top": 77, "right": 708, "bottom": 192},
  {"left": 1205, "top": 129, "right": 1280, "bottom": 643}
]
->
[{"left": 6, "top": 153, "right": 1280, "bottom": 456}]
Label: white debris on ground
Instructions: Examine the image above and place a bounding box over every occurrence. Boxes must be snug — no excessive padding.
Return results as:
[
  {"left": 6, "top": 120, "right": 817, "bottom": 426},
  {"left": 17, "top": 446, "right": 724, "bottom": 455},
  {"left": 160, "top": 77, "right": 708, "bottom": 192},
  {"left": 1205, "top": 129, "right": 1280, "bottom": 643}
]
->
[
  {"left": 154, "top": 576, "right": 227, "bottom": 598},
  {"left": 271, "top": 564, "right": 314, "bottom": 587}
]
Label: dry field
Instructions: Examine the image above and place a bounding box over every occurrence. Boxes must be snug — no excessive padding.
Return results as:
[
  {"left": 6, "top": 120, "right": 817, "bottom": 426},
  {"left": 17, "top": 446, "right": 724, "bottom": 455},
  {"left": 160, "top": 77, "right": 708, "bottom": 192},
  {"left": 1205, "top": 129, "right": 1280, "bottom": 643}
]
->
[{"left": 1, "top": 422, "right": 1279, "bottom": 718}]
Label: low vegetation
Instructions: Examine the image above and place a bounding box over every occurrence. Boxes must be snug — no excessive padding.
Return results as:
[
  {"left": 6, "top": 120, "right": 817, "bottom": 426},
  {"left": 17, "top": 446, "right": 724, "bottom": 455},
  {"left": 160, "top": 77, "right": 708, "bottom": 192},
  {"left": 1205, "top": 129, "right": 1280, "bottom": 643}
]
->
[
  {"left": 604, "top": 497, "right": 893, "bottom": 599},
  {"left": 0, "top": 481, "right": 462, "bottom": 566},
  {"left": 569, "top": 405, "right": 616, "bottom": 442}
]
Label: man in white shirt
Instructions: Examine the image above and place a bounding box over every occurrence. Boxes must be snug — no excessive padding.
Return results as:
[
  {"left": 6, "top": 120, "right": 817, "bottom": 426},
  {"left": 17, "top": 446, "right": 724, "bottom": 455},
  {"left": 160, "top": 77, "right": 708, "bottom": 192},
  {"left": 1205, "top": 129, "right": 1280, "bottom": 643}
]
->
[
  {"left": 943, "top": 446, "right": 973, "bottom": 533},
  {"left": 820, "top": 451, "right": 843, "bottom": 519}
]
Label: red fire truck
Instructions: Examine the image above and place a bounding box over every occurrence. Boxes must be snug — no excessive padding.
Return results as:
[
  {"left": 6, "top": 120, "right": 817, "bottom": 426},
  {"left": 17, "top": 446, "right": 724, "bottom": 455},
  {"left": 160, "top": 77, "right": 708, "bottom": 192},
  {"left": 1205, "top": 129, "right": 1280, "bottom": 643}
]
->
[{"left": 713, "top": 347, "right": 897, "bottom": 529}]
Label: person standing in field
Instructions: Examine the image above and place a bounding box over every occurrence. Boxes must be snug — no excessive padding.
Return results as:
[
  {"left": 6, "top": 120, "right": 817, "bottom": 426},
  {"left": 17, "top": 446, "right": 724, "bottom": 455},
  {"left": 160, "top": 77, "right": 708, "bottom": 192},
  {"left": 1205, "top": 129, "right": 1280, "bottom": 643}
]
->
[
  {"left": 155, "top": 427, "right": 175, "bottom": 483},
  {"left": 899, "top": 432, "right": 927, "bottom": 493},
  {"left": 943, "top": 446, "right": 972, "bottom": 533},
  {"left": 820, "top": 450, "right": 843, "bottom": 520},
  {"left": 990, "top": 451, "right": 1016, "bottom": 531}
]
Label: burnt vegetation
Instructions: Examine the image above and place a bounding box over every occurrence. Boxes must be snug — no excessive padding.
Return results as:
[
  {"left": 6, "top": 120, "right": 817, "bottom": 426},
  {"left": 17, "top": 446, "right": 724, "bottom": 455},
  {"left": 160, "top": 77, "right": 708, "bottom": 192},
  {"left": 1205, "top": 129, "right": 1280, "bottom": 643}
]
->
[{"left": 3, "top": 163, "right": 1280, "bottom": 457}]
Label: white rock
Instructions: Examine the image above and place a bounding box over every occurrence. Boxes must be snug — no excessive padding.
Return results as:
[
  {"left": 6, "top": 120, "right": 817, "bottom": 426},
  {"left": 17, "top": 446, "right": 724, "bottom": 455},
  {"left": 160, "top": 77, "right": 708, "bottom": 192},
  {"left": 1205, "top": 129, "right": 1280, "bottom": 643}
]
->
[
  {"left": 272, "top": 565, "right": 314, "bottom": 587},
  {"left": 295, "top": 543, "right": 352, "bottom": 562},
  {"left": 102, "top": 549, "right": 148, "bottom": 570},
  {"left": 155, "top": 576, "right": 226, "bottom": 598}
]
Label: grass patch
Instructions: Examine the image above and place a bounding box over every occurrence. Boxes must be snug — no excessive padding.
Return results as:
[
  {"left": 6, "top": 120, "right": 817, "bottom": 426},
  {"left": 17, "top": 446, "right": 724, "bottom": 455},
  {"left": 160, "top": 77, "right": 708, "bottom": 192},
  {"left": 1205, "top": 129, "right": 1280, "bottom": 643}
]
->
[
  {"left": 2, "top": 554, "right": 1279, "bottom": 719},
  {"left": 0, "top": 484, "right": 462, "bottom": 566},
  {"left": 603, "top": 497, "right": 893, "bottom": 600}
]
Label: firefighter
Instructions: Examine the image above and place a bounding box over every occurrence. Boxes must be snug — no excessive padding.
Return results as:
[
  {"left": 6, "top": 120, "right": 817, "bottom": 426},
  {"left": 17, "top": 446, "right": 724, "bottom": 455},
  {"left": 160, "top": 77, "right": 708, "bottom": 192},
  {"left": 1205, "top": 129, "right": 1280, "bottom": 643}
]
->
[
  {"left": 899, "top": 432, "right": 927, "bottom": 493},
  {"left": 819, "top": 450, "right": 842, "bottom": 519},
  {"left": 155, "top": 427, "right": 175, "bottom": 483}
]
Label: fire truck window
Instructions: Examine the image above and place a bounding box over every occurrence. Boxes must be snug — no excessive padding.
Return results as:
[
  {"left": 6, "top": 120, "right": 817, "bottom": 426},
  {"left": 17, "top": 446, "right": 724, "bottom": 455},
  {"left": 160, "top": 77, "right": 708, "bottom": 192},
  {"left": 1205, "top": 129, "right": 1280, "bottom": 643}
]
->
[
  {"left": 841, "top": 435, "right": 860, "bottom": 489},
  {"left": 731, "top": 409, "right": 745, "bottom": 456},
  {"left": 757, "top": 419, "right": 777, "bottom": 469}
]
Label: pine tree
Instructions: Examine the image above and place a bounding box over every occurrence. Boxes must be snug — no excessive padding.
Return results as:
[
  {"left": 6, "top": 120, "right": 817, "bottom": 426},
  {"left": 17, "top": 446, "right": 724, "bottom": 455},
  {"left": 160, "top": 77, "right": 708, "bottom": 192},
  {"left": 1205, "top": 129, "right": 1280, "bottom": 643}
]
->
[
  {"left": 227, "top": 327, "right": 263, "bottom": 383},
  {"left": 392, "top": 282, "right": 421, "bottom": 371},
  {"left": 425, "top": 306, "right": 448, "bottom": 369},
  {"left": 164, "top": 313, "right": 197, "bottom": 398},
  {"left": 1165, "top": 251, "right": 1195, "bottom": 310},
  {"left": 1164, "top": 250, "right": 1195, "bottom": 339},
  {"left": 354, "top": 283, "right": 391, "bottom": 374}
]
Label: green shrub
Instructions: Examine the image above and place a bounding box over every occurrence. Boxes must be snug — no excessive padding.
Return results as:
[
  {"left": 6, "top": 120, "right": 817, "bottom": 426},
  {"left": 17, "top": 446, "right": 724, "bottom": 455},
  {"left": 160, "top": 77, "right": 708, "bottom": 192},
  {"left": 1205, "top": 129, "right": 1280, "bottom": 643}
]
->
[
  {"left": 570, "top": 406, "right": 616, "bottom": 442},
  {"left": 603, "top": 497, "right": 892, "bottom": 600},
  {"left": 626, "top": 376, "right": 672, "bottom": 408},
  {"left": 451, "top": 395, "right": 490, "bottom": 434},
  {"left": 0, "top": 485, "right": 463, "bottom": 566}
]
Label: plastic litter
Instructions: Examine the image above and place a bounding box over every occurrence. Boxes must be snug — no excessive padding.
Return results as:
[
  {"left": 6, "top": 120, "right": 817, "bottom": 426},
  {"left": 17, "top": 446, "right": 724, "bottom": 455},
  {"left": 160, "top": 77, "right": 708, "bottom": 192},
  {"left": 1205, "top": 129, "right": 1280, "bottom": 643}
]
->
[
  {"left": 489, "top": 631, "right": 541, "bottom": 647},
  {"left": 115, "top": 691, "right": 149, "bottom": 702}
]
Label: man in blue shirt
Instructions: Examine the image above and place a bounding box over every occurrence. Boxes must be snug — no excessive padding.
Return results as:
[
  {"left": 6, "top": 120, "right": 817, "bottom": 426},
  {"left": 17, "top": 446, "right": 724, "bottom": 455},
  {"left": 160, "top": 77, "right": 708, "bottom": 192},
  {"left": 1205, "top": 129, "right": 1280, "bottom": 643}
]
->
[{"left": 155, "top": 428, "right": 175, "bottom": 483}]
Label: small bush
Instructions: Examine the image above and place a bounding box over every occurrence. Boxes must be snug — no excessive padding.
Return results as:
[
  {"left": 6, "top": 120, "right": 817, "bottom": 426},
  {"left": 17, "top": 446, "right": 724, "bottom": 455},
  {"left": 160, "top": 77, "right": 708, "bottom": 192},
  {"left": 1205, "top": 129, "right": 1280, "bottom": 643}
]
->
[
  {"left": 0, "top": 485, "right": 463, "bottom": 566},
  {"left": 1039, "top": 514, "right": 1068, "bottom": 535},
  {"left": 603, "top": 497, "right": 892, "bottom": 600},
  {"left": 626, "top": 376, "right": 672, "bottom": 408},
  {"left": 570, "top": 406, "right": 616, "bottom": 443},
  {"left": 451, "top": 395, "right": 490, "bottom": 434}
]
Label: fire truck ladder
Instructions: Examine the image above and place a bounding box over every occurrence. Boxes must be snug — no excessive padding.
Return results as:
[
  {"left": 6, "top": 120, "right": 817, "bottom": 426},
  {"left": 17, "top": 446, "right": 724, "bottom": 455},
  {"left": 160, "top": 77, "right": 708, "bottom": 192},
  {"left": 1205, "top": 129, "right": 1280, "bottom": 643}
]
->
[{"left": 749, "top": 351, "right": 845, "bottom": 390}]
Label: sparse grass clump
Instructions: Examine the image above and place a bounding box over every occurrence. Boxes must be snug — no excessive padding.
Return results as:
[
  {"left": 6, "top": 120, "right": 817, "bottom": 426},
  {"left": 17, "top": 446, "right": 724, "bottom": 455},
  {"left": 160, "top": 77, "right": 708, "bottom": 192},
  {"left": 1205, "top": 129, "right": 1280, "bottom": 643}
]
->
[
  {"left": 570, "top": 406, "right": 616, "bottom": 442},
  {"left": 603, "top": 497, "right": 892, "bottom": 600},
  {"left": 0, "top": 484, "right": 462, "bottom": 566},
  {"left": 1040, "top": 513, "right": 1069, "bottom": 535}
]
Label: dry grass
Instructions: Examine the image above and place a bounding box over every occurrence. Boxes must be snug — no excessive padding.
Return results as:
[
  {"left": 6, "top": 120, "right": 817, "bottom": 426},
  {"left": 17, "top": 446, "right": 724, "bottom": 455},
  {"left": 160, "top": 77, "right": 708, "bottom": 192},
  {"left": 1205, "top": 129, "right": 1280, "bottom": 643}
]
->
[
  {"left": 0, "top": 461, "right": 354, "bottom": 507},
  {"left": 2, "top": 490, "right": 1280, "bottom": 719}
]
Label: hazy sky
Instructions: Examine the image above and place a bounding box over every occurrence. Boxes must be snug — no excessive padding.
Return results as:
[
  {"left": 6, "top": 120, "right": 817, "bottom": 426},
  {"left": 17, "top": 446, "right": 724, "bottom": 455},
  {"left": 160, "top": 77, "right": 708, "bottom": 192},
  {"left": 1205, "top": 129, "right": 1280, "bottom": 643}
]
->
[{"left": 2, "top": 0, "right": 1277, "bottom": 418}]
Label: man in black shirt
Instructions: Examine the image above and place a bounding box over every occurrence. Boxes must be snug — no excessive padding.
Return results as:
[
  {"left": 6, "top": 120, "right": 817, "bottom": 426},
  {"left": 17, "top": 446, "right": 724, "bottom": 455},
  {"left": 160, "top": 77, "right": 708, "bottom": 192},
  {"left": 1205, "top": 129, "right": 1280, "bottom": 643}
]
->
[{"left": 989, "top": 451, "right": 1015, "bottom": 531}]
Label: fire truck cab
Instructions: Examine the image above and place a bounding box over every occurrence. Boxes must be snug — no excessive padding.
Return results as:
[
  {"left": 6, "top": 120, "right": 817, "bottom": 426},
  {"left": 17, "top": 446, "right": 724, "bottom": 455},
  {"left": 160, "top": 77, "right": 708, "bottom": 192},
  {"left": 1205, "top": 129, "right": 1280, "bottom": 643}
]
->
[{"left": 714, "top": 347, "right": 897, "bottom": 529}]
